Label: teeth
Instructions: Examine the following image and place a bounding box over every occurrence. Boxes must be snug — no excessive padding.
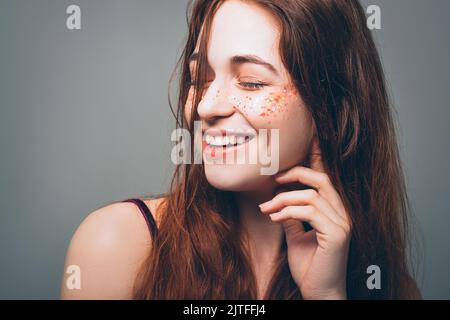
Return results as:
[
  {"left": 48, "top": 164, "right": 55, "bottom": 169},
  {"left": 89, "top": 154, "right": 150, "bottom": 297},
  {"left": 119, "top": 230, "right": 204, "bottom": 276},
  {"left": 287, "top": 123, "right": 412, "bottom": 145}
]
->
[{"left": 205, "top": 134, "right": 250, "bottom": 147}]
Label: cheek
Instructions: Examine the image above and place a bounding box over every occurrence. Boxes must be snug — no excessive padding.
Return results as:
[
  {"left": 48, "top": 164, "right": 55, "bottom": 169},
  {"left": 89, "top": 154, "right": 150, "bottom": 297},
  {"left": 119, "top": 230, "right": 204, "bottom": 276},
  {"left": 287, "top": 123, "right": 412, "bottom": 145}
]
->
[
  {"left": 278, "top": 103, "right": 314, "bottom": 168},
  {"left": 227, "top": 84, "right": 299, "bottom": 126},
  {"left": 228, "top": 84, "right": 311, "bottom": 131},
  {"left": 228, "top": 84, "right": 314, "bottom": 167}
]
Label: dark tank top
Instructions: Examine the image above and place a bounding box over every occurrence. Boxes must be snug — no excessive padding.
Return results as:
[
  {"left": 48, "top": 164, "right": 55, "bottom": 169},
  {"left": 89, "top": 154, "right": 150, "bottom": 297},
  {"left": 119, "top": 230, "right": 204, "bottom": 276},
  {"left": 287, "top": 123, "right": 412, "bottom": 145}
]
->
[{"left": 122, "top": 198, "right": 157, "bottom": 240}]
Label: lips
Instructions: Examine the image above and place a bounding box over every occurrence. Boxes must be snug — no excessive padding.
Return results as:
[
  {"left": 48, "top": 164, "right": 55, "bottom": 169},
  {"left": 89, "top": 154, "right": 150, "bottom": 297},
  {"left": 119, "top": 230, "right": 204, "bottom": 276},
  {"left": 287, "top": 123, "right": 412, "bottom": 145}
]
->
[
  {"left": 205, "top": 134, "right": 251, "bottom": 147},
  {"left": 202, "top": 128, "right": 256, "bottom": 157},
  {"left": 202, "top": 128, "right": 256, "bottom": 146}
]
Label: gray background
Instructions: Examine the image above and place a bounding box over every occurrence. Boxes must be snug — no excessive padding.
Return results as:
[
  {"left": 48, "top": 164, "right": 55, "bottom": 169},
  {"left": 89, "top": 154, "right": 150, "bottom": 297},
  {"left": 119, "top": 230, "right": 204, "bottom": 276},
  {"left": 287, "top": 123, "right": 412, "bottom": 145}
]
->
[{"left": 0, "top": 0, "right": 449, "bottom": 299}]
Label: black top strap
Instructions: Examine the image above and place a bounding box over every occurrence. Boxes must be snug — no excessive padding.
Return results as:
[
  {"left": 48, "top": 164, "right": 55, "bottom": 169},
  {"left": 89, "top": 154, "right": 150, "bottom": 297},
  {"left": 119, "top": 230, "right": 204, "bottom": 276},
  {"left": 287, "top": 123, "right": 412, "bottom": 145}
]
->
[{"left": 122, "top": 198, "right": 157, "bottom": 240}]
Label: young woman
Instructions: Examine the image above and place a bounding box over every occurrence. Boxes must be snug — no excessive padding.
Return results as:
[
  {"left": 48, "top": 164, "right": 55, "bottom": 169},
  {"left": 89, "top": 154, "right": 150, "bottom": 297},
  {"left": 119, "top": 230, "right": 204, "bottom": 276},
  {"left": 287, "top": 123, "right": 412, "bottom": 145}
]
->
[{"left": 61, "top": 0, "right": 421, "bottom": 299}]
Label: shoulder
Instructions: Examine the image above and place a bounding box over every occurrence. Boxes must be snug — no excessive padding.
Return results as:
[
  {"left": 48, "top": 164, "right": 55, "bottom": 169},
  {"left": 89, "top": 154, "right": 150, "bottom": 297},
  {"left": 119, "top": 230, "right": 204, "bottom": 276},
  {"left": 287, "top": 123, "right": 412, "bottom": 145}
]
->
[{"left": 60, "top": 198, "right": 165, "bottom": 299}]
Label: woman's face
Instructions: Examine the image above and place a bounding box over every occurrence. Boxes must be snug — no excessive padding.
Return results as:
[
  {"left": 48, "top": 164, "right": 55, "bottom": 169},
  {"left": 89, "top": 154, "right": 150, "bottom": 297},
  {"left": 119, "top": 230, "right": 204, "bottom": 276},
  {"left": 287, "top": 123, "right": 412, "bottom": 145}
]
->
[{"left": 186, "top": 0, "right": 315, "bottom": 192}]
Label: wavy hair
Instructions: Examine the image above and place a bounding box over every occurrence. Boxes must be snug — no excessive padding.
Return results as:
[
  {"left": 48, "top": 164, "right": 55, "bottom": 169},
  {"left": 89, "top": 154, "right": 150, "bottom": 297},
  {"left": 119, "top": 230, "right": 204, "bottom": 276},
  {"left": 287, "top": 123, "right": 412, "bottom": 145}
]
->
[{"left": 132, "top": 0, "right": 420, "bottom": 299}]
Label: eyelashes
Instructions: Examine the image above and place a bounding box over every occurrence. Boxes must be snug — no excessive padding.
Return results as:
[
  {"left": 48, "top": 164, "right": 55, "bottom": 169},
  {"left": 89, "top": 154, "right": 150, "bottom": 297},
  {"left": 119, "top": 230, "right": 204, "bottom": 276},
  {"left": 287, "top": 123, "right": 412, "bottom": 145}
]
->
[
  {"left": 187, "top": 79, "right": 268, "bottom": 91},
  {"left": 239, "top": 81, "right": 267, "bottom": 90}
]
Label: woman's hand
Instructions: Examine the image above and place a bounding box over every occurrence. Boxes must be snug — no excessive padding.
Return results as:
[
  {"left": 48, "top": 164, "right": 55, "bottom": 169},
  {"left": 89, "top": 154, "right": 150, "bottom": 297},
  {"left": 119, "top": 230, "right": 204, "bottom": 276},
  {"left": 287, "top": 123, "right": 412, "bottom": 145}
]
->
[{"left": 259, "top": 137, "right": 351, "bottom": 299}]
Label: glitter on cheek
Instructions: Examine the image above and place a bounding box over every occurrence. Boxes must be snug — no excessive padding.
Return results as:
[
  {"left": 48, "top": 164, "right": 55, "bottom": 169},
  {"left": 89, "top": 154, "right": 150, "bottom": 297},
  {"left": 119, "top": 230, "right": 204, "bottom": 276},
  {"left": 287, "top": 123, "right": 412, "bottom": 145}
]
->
[
  {"left": 226, "top": 84, "right": 298, "bottom": 120},
  {"left": 258, "top": 89, "right": 289, "bottom": 118},
  {"left": 257, "top": 83, "right": 300, "bottom": 120},
  {"left": 227, "top": 94, "right": 255, "bottom": 115}
]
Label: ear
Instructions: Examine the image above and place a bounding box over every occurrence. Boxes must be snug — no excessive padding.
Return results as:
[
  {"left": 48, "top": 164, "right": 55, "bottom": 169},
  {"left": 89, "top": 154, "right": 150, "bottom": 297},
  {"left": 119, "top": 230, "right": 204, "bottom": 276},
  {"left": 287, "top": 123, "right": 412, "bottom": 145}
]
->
[{"left": 308, "top": 135, "right": 325, "bottom": 173}]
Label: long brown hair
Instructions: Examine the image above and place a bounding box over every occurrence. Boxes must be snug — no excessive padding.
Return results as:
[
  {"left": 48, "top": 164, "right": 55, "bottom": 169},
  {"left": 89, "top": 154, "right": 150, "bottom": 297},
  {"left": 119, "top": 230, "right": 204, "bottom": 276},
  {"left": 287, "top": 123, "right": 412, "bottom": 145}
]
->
[{"left": 133, "top": 0, "right": 420, "bottom": 299}]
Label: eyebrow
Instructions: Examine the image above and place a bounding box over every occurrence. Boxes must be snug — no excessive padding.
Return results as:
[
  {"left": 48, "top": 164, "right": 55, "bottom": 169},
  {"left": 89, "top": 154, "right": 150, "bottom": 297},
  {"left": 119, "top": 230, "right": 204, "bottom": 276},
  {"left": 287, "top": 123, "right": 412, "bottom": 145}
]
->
[{"left": 189, "top": 52, "right": 279, "bottom": 76}]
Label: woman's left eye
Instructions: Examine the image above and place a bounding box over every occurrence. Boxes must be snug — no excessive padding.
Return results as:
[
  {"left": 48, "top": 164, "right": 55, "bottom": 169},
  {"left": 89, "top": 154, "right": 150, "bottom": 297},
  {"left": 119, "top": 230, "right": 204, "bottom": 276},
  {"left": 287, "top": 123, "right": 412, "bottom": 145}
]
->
[{"left": 239, "top": 81, "right": 267, "bottom": 90}]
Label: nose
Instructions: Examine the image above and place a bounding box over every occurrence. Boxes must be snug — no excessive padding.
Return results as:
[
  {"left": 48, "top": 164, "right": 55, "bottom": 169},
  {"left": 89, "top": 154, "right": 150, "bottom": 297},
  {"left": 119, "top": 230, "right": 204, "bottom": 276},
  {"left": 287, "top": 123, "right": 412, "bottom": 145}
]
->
[{"left": 197, "top": 80, "right": 235, "bottom": 121}]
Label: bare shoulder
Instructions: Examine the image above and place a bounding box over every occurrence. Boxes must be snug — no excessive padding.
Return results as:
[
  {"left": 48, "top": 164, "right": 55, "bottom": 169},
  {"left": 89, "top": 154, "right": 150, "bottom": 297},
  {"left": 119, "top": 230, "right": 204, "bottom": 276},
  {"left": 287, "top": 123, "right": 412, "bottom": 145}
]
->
[{"left": 60, "top": 199, "right": 163, "bottom": 299}]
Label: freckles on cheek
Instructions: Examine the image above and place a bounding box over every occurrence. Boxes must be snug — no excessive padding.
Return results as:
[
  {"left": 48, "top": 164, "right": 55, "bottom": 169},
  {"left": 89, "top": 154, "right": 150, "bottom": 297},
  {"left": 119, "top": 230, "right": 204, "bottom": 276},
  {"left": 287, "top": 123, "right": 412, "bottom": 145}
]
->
[{"left": 227, "top": 84, "right": 298, "bottom": 124}]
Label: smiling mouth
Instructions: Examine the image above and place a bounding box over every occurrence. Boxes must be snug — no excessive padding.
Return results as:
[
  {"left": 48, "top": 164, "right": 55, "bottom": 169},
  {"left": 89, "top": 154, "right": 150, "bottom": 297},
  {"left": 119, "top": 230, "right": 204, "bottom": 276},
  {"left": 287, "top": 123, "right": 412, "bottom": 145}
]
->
[{"left": 204, "top": 134, "right": 255, "bottom": 148}]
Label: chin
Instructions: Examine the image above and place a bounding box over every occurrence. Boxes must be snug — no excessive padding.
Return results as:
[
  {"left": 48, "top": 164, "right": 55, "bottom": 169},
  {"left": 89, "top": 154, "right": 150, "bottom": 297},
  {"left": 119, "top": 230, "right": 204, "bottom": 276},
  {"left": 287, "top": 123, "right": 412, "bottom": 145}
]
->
[{"left": 204, "top": 164, "right": 271, "bottom": 191}]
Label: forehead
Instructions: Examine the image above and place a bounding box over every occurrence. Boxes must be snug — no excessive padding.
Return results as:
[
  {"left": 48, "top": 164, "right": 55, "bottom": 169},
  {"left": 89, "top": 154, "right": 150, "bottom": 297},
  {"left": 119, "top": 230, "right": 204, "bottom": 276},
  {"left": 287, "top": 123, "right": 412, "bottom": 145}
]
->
[{"left": 196, "top": 0, "right": 282, "bottom": 70}]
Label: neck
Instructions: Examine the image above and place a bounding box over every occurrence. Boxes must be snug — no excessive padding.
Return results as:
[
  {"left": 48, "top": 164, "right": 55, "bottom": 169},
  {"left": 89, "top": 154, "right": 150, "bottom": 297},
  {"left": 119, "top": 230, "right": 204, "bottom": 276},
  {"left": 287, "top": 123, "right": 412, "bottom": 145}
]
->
[{"left": 234, "top": 178, "right": 284, "bottom": 267}]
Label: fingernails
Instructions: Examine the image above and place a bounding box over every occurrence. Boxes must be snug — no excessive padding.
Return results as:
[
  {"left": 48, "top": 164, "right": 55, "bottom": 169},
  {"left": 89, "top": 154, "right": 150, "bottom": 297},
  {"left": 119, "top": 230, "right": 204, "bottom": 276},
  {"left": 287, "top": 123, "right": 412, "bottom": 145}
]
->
[
  {"left": 269, "top": 212, "right": 280, "bottom": 220},
  {"left": 259, "top": 201, "right": 272, "bottom": 210}
]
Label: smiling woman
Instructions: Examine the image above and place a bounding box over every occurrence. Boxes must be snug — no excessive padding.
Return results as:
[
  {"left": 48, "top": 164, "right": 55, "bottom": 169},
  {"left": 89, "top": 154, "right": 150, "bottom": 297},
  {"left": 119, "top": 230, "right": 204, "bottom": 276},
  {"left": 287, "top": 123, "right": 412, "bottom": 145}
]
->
[{"left": 61, "top": 0, "right": 421, "bottom": 300}]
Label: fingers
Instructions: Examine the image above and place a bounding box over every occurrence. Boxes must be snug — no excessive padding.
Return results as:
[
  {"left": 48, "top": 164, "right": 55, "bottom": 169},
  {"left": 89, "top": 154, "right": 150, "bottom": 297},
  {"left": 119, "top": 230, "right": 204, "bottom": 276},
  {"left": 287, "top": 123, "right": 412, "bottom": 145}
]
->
[
  {"left": 275, "top": 166, "right": 331, "bottom": 194},
  {"left": 268, "top": 205, "right": 345, "bottom": 242},
  {"left": 259, "top": 189, "right": 347, "bottom": 229},
  {"left": 274, "top": 167, "right": 349, "bottom": 226}
]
